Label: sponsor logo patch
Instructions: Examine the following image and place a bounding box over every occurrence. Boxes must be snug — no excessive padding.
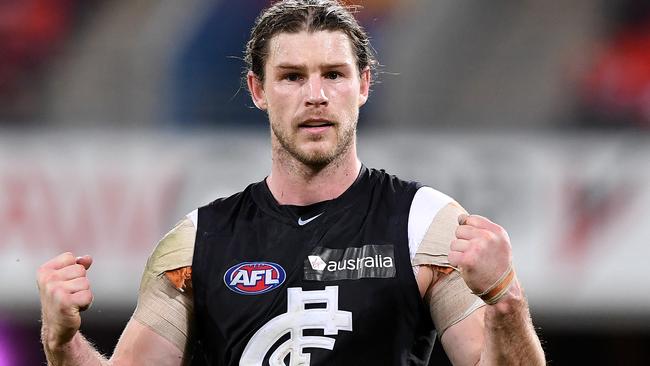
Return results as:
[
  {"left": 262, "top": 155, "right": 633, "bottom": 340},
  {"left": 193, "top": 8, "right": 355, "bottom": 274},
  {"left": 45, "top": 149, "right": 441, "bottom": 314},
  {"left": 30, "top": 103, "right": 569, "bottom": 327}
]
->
[
  {"left": 304, "top": 245, "right": 396, "bottom": 281},
  {"left": 224, "top": 262, "right": 286, "bottom": 295}
]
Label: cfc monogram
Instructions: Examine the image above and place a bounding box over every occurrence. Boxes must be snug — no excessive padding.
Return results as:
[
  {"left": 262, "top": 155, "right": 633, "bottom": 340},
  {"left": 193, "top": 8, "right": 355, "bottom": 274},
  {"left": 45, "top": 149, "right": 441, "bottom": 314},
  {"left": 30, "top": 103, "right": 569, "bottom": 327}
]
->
[{"left": 239, "top": 286, "right": 352, "bottom": 366}]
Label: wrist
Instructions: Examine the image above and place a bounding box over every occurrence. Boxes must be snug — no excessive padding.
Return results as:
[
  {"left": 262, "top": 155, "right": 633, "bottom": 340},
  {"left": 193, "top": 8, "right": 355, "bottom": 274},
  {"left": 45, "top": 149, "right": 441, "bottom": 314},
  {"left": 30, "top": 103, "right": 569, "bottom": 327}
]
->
[
  {"left": 485, "top": 278, "right": 526, "bottom": 319},
  {"left": 43, "top": 326, "right": 78, "bottom": 355},
  {"left": 475, "top": 265, "right": 516, "bottom": 305},
  {"left": 43, "top": 331, "right": 108, "bottom": 366}
]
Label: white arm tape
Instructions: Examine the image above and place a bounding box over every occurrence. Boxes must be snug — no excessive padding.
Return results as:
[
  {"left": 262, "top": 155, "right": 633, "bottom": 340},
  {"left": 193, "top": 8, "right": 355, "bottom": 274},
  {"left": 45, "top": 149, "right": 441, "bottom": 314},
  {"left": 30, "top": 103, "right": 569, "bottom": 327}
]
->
[{"left": 132, "top": 215, "right": 196, "bottom": 351}]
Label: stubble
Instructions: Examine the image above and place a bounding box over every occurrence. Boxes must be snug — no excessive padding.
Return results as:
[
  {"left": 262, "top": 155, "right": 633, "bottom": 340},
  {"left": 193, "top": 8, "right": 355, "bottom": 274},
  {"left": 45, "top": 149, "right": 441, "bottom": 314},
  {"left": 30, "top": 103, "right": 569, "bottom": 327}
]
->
[{"left": 270, "top": 116, "right": 357, "bottom": 171}]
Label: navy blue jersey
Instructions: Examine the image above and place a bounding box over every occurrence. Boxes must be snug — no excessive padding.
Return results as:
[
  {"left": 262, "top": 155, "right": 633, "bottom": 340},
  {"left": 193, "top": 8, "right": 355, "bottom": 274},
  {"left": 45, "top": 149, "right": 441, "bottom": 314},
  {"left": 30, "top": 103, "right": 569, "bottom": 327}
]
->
[{"left": 190, "top": 166, "right": 436, "bottom": 365}]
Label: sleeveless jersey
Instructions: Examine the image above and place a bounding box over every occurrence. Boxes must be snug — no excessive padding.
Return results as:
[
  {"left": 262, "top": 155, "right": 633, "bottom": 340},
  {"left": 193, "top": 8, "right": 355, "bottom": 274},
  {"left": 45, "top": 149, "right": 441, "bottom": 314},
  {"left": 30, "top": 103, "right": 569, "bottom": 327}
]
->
[{"left": 190, "top": 166, "right": 436, "bottom": 365}]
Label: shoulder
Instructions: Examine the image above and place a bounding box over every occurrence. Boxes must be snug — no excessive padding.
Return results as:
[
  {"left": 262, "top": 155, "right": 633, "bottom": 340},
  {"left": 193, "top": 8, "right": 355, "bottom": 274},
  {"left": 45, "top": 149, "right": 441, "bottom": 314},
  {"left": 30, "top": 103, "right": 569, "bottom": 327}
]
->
[
  {"left": 364, "top": 166, "right": 459, "bottom": 215},
  {"left": 409, "top": 186, "right": 456, "bottom": 221},
  {"left": 156, "top": 182, "right": 256, "bottom": 286},
  {"left": 361, "top": 167, "right": 422, "bottom": 212},
  {"left": 197, "top": 182, "right": 261, "bottom": 229},
  {"left": 364, "top": 168, "right": 462, "bottom": 241},
  {"left": 408, "top": 186, "right": 467, "bottom": 266},
  {"left": 200, "top": 183, "right": 255, "bottom": 211},
  {"left": 141, "top": 211, "right": 198, "bottom": 290},
  {"left": 367, "top": 167, "right": 422, "bottom": 193},
  {"left": 133, "top": 211, "right": 198, "bottom": 354}
]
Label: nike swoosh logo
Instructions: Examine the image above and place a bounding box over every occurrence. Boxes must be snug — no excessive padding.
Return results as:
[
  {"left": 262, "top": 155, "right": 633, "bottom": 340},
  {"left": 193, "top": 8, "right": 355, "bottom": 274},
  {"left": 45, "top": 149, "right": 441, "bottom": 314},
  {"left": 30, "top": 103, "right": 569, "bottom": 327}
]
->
[{"left": 298, "top": 212, "right": 324, "bottom": 226}]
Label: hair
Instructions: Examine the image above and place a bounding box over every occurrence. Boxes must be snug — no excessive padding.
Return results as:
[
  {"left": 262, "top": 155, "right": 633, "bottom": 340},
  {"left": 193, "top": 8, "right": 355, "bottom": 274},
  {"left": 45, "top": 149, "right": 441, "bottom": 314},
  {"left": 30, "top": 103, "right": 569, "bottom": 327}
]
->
[{"left": 244, "top": 0, "right": 377, "bottom": 83}]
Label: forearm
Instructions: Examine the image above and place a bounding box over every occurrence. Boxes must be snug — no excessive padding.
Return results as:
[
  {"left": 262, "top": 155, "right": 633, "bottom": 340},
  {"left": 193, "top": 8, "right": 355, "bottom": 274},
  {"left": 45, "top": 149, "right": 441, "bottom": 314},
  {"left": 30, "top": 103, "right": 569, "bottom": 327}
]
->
[
  {"left": 478, "top": 279, "right": 545, "bottom": 366},
  {"left": 43, "top": 332, "right": 110, "bottom": 366}
]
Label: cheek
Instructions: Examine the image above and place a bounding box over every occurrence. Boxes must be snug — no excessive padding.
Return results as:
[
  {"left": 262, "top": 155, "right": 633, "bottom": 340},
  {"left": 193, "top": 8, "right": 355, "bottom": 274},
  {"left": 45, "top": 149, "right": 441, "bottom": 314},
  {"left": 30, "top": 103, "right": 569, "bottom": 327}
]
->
[
  {"left": 335, "top": 80, "right": 360, "bottom": 99},
  {"left": 330, "top": 84, "right": 359, "bottom": 111},
  {"left": 269, "top": 84, "right": 302, "bottom": 105},
  {"left": 267, "top": 89, "right": 307, "bottom": 128}
]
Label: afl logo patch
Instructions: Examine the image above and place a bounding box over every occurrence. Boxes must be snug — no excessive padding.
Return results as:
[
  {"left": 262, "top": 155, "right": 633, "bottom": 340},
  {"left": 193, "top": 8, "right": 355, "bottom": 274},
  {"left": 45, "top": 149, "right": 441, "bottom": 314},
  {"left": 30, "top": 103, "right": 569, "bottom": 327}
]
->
[{"left": 224, "top": 262, "right": 286, "bottom": 295}]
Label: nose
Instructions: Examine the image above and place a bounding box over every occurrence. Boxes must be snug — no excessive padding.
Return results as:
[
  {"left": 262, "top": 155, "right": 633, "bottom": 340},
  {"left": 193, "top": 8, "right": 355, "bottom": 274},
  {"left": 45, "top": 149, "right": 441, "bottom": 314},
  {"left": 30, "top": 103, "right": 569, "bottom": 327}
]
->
[{"left": 304, "top": 76, "right": 328, "bottom": 107}]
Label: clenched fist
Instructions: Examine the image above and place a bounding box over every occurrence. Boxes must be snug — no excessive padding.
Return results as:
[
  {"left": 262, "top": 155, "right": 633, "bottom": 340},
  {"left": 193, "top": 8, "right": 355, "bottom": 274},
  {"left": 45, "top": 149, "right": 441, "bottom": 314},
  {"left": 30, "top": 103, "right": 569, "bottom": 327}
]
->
[
  {"left": 449, "top": 214, "right": 514, "bottom": 303},
  {"left": 37, "top": 252, "right": 94, "bottom": 350}
]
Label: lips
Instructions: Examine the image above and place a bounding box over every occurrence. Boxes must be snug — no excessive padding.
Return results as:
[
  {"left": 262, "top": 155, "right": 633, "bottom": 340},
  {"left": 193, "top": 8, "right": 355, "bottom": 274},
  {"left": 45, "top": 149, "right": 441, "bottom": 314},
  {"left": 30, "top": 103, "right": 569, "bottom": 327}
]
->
[{"left": 298, "top": 118, "right": 335, "bottom": 128}]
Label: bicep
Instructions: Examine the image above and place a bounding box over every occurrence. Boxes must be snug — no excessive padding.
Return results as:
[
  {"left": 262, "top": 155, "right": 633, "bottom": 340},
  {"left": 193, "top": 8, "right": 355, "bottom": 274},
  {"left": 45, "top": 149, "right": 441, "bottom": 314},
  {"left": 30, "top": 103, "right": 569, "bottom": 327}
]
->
[
  {"left": 440, "top": 306, "right": 485, "bottom": 366},
  {"left": 109, "top": 214, "right": 196, "bottom": 365},
  {"left": 409, "top": 187, "right": 486, "bottom": 365},
  {"left": 110, "top": 319, "right": 185, "bottom": 366}
]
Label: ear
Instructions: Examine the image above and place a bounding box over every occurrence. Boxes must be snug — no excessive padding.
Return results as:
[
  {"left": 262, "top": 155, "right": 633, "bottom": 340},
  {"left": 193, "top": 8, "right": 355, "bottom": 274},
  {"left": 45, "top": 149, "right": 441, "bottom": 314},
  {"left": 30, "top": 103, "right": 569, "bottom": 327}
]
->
[
  {"left": 247, "top": 71, "right": 267, "bottom": 110},
  {"left": 358, "top": 67, "right": 371, "bottom": 107}
]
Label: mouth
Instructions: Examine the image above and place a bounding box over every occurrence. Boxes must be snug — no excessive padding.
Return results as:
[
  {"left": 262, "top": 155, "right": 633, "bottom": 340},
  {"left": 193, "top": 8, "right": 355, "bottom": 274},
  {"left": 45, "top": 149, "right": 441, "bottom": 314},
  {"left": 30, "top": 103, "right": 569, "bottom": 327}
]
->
[{"left": 298, "top": 118, "right": 335, "bottom": 129}]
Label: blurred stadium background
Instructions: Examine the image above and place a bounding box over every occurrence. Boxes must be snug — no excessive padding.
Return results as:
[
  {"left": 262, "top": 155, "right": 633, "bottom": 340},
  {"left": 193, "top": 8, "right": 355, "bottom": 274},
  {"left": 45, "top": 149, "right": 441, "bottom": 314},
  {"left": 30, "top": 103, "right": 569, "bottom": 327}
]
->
[{"left": 1, "top": 0, "right": 650, "bottom": 365}]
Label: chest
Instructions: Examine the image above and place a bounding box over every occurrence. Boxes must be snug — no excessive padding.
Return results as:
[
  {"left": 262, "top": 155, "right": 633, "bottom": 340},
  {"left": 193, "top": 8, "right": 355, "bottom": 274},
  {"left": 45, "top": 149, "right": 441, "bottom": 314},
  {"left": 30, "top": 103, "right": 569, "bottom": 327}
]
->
[
  {"left": 199, "top": 204, "right": 414, "bottom": 306},
  {"left": 189, "top": 179, "right": 434, "bottom": 365},
  {"left": 198, "top": 201, "right": 417, "bottom": 325}
]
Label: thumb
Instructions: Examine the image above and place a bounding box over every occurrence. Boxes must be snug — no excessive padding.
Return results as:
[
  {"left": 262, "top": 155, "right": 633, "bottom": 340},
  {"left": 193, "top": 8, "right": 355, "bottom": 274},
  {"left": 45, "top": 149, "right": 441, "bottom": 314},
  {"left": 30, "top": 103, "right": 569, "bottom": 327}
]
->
[
  {"left": 75, "top": 255, "right": 93, "bottom": 270},
  {"left": 457, "top": 213, "right": 469, "bottom": 226}
]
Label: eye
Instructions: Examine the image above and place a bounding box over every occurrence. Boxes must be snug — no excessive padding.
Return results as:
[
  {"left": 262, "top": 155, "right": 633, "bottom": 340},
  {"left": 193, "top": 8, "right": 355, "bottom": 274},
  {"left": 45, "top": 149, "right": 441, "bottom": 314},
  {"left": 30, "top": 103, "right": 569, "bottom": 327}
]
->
[
  {"left": 284, "top": 73, "right": 301, "bottom": 82},
  {"left": 325, "top": 71, "right": 342, "bottom": 80}
]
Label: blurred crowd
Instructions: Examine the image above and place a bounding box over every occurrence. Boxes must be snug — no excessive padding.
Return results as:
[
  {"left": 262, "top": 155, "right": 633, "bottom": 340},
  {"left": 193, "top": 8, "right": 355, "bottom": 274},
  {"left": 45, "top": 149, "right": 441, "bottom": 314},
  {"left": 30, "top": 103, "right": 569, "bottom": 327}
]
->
[
  {"left": 1, "top": 0, "right": 649, "bottom": 130},
  {"left": 575, "top": 0, "right": 650, "bottom": 129},
  {"left": 0, "top": 0, "right": 97, "bottom": 123}
]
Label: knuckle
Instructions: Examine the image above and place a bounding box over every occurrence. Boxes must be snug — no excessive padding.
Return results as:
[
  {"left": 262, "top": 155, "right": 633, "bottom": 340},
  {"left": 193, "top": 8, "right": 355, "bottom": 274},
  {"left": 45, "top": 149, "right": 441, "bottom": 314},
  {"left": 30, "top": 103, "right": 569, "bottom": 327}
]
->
[
  {"left": 45, "top": 271, "right": 59, "bottom": 283},
  {"left": 79, "top": 277, "right": 91, "bottom": 289},
  {"left": 469, "top": 238, "right": 482, "bottom": 250},
  {"left": 44, "top": 281, "right": 60, "bottom": 297},
  {"left": 476, "top": 238, "right": 488, "bottom": 251},
  {"left": 67, "top": 264, "right": 85, "bottom": 278},
  {"left": 37, "top": 266, "right": 54, "bottom": 284},
  {"left": 466, "top": 215, "right": 478, "bottom": 226},
  {"left": 44, "top": 266, "right": 57, "bottom": 279},
  {"left": 61, "top": 253, "right": 75, "bottom": 265},
  {"left": 52, "top": 286, "right": 68, "bottom": 304},
  {"left": 482, "top": 230, "right": 497, "bottom": 243},
  {"left": 494, "top": 224, "right": 506, "bottom": 235},
  {"left": 494, "top": 226, "right": 508, "bottom": 240},
  {"left": 79, "top": 290, "right": 93, "bottom": 303},
  {"left": 463, "top": 254, "right": 477, "bottom": 268}
]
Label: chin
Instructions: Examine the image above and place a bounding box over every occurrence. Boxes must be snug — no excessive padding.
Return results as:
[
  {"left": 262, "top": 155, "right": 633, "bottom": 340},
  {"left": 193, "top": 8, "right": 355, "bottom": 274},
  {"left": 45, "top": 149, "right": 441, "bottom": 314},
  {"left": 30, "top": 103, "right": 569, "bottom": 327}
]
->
[{"left": 295, "top": 147, "right": 338, "bottom": 167}]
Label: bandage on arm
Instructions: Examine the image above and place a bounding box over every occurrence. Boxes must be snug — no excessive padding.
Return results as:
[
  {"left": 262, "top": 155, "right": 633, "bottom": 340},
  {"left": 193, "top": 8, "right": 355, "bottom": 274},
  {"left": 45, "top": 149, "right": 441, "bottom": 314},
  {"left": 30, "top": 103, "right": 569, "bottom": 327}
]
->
[
  {"left": 132, "top": 215, "right": 196, "bottom": 352},
  {"left": 410, "top": 190, "right": 485, "bottom": 337}
]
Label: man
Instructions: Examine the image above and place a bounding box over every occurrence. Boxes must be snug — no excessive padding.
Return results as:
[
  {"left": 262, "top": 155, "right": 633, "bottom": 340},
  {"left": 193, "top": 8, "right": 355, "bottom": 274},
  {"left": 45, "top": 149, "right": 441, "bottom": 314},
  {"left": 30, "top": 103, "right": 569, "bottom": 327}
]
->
[{"left": 37, "top": 1, "right": 546, "bottom": 365}]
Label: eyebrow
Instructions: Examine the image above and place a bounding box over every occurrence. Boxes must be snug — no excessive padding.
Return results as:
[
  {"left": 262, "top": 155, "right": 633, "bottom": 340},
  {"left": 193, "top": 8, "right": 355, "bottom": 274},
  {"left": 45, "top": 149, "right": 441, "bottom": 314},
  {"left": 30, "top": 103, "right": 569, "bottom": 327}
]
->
[{"left": 274, "top": 62, "right": 352, "bottom": 70}]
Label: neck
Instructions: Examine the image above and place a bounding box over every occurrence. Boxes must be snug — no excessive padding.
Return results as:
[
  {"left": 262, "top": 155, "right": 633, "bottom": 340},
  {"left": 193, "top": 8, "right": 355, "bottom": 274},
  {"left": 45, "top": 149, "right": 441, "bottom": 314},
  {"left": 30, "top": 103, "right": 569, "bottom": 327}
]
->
[{"left": 267, "top": 142, "right": 361, "bottom": 206}]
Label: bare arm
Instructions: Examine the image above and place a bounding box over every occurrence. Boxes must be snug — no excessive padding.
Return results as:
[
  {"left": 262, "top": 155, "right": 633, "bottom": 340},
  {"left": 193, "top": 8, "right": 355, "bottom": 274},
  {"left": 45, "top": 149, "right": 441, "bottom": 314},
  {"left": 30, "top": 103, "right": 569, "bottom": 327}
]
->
[
  {"left": 475, "top": 279, "right": 545, "bottom": 365},
  {"left": 42, "top": 319, "right": 184, "bottom": 366},
  {"left": 38, "top": 253, "right": 185, "bottom": 366},
  {"left": 109, "top": 319, "right": 185, "bottom": 366},
  {"left": 417, "top": 265, "right": 484, "bottom": 366},
  {"left": 433, "top": 276, "right": 545, "bottom": 365},
  {"left": 416, "top": 214, "right": 545, "bottom": 365},
  {"left": 42, "top": 332, "right": 109, "bottom": 366}
]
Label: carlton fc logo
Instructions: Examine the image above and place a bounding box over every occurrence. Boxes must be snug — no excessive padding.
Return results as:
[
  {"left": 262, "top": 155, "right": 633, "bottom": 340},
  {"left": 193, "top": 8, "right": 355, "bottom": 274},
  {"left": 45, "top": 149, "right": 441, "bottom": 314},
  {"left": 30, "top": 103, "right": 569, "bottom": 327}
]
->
[{"left": 224, "top": 262, "right": 286, "bottom": 295}]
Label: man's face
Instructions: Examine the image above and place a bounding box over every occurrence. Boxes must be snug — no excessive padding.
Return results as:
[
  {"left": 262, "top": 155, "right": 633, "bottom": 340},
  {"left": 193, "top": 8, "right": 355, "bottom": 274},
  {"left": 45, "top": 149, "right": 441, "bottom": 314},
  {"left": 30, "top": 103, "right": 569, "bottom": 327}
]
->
[{"left": 248, "top": 30, "right": 370, "bottom": 168}]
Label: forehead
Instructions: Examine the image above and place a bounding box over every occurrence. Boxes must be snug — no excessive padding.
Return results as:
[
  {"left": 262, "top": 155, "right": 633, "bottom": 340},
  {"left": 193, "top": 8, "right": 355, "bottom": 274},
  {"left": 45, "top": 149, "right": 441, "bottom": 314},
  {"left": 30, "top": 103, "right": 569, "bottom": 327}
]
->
[{"left": 266, "top": 30, "right": 356, "bottom": 67}]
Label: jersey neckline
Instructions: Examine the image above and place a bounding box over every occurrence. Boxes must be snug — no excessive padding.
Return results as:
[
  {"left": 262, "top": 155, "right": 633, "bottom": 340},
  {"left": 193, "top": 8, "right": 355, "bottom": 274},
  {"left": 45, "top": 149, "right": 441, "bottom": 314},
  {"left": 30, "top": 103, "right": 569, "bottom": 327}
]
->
[{"left": 251, "top": 165, "right": 370, "bottom": 227}]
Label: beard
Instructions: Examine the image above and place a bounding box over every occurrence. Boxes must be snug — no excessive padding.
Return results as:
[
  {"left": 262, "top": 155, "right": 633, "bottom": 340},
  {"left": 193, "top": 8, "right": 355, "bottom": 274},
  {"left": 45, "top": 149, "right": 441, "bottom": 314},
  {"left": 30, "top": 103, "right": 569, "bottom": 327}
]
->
[{"left": 270, "top": 117, "right": 357, "bottom": 169}]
